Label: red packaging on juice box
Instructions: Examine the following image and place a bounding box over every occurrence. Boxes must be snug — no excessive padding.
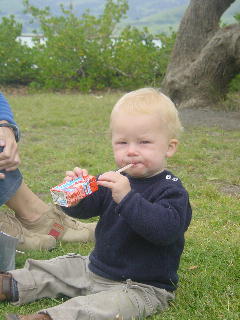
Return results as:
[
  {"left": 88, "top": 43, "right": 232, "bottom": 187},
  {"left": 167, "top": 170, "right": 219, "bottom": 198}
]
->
[{"left": 50, "top": 175, "right": 98, "bottom": 207}]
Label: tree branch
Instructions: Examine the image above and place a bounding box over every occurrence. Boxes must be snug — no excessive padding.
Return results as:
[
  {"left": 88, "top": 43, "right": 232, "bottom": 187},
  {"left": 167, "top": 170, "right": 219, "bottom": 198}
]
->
[{"left": 170, "top": 0, "right": 236, "bottom": 67}]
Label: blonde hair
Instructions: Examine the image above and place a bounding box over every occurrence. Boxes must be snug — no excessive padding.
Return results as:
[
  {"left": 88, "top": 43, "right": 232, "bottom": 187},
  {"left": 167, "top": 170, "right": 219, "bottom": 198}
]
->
[{"left": 110, "top": 88, "right": 183, "bottom": 139}]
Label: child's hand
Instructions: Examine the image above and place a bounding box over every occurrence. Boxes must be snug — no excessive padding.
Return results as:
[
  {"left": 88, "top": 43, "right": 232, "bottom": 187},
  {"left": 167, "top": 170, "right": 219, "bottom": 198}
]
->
[
  {"left": 97, "top": 171, "right": 131, "bottom": 203},
  {"left": 64, "top": 167, "right": 88, "bottom": 182}
]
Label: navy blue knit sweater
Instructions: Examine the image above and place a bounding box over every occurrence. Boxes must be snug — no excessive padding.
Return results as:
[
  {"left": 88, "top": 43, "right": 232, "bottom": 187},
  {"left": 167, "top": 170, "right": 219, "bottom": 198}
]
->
[{"left": 63, "top": 170, "right": 192, "bottom": 292}]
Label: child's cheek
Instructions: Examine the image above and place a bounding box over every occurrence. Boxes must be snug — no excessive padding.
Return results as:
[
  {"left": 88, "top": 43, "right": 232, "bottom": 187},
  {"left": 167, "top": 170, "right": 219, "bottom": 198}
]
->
[{"left": 113, "top": 152, "right": 121, "bottom": 165}]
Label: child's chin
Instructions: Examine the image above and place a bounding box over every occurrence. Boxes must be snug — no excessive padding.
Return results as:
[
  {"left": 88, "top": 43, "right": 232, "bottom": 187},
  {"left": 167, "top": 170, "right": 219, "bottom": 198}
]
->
[{"left": 128, "top": 169, "right": 148, "bottom": 178}]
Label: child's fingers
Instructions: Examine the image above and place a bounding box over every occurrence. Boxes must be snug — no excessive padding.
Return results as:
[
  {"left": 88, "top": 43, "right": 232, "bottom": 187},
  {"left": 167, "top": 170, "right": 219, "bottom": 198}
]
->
[
  {"left": 73, "top": 167, "right": 82, "bottom": 176},
  {"left": 65, "top": 170, "right": 76, "bottom": 178},
  {"left": 64, "top": 167, "right": 89, "bottom": 182},
  {"left": 97, "top": 180, "right": 114, "bottom": 189},
  {"left": 98, "top": 171, "right": 119, "bottom": 182},
  {"left": 82, "top": 168, "right": 89, "bottom": 177},
  {"left": 63, "top": 170, "right": 78, "bottom": 182},
  {"left": 97, "top": 172, "right": 122, "bottom": 190},
  {"left": 73, "top": 167, "right": 88, "bottom": 177},
  {"left": 63, "top": 175, "right": 73, "bottom": 182}
]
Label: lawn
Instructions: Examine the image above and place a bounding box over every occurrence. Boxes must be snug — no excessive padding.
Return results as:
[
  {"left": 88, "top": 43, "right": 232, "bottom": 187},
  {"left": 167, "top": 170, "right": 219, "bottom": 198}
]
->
[{"left": 0, "top": 92, "right": 239, "bottom": 320}]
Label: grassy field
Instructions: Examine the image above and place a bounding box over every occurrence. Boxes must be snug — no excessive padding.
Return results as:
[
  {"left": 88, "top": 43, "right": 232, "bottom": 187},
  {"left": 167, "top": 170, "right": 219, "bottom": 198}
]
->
[{"left": 0, "top": 92, "right": 239, "bottom": 319}]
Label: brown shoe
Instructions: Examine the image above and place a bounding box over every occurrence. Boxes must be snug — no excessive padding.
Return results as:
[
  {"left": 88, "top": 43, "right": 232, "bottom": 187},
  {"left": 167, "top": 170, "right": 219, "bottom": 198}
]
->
[
  {"left": 19, "top": 205, "right": 97, "bottom": 243},
  {"left": 5, "top": 313, "right": 51, "bottom": 320},
  {"left": 0, "top": 272, "right": 12, "bottom": 302},
  {"left": 0, "top": 211, "right": 56, "bottom": 251}
]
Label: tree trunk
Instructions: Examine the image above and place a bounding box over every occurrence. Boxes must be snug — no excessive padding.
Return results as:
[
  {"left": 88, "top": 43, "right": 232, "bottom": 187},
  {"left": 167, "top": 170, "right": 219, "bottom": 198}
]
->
[{"left": 161, "top": 0, "right": 240, "bottom": 109}]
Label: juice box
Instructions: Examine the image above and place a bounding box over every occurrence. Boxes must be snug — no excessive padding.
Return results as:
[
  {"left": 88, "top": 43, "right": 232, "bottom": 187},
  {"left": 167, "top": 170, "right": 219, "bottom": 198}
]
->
[{"left": 50, "top": 175, "right": 98, "bottom": 207}]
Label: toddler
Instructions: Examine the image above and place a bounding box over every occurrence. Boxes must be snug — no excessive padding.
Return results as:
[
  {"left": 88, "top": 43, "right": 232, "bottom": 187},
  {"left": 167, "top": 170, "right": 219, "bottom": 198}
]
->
[{"left": 1, "top": 88, "right": 192, "bottom": 320}]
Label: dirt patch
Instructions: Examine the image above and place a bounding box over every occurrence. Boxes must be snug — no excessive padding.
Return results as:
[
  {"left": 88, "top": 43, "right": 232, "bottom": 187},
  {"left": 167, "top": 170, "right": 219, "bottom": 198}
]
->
[
  {"left": 219, "top": 185, "right": 240, "bottom": 198},
  {"left": 0, "top": 86, "right": 29, "bottom": 96},
  {"left": 179, "top": 108, "right": 240, "bottom": 130}
]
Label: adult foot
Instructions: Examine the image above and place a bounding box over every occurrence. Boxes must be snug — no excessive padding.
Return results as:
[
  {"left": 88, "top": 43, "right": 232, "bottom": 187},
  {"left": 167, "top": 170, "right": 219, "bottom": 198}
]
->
[
  {"left": 18, "top": 205, "right": 96, "bottom": 243},
  {"left": 0, "top": 212, "right": 56, "bottom": 251}
]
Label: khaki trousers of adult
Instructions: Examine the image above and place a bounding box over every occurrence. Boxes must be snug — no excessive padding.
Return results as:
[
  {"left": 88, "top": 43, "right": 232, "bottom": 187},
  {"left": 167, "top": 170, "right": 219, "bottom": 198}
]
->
[{"left": 10, "top": 254, "right": 174, "bottom": 320}]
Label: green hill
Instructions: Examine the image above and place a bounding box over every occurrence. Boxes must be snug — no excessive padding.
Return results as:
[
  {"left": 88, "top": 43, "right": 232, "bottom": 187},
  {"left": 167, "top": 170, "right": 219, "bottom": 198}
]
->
[{"left": 0, "top": 0, "right": 239, "bottom": 34}]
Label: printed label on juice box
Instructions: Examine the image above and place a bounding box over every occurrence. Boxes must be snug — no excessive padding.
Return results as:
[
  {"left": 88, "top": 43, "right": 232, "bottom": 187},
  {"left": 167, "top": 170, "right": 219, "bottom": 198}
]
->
[{"left": 50, "top": 175, "right": 98, "bottom": 207}]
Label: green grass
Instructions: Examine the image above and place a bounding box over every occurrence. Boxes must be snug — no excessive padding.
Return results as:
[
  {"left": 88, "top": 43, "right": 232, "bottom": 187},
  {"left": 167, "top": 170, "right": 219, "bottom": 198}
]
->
[{"left": 0, "top": 92, "right": 240, "bottom": 319}]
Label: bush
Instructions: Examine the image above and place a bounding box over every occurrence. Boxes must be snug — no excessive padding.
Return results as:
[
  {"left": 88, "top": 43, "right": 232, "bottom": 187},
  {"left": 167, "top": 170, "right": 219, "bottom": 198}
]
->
[
  {"left": 228, "top": 74, "right": 240, "bottom": 93},
  {"left": 24, "top": 0, "right": 175, "bottom": 91},
  {"left": 0, "top": 0, "right": 175, "bottom": 91},
  {"left": 0, "top": 16, "right": 37, "bottom": 85},
  {"left": 26, "top": 0, "right": 129, "bottom": 91}
]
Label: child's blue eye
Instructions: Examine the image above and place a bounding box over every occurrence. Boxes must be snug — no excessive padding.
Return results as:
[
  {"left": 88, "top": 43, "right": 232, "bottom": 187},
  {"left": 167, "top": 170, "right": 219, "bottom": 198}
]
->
[{"left": 140, "top": 141, "right": 150, "bottom": 144}]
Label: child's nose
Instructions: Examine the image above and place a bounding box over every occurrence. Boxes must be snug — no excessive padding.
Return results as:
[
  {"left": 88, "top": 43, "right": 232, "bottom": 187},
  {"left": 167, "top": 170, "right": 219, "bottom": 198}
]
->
[{"left": 127, "top": 143, "right": 138, "bottom": 155}]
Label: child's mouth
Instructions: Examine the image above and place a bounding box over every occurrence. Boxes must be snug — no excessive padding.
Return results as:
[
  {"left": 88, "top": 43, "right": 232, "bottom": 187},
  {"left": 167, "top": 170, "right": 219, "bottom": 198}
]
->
[{"left": 131, "top": 162, "right": 141, "bottom": 167}]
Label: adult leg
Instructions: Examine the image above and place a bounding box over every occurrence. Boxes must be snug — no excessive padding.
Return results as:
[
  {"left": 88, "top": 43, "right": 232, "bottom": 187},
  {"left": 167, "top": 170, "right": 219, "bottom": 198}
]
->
[
  {"left": 0, "top": 165, "right": 56, "bottom": 250},
  {"left": 7, "top": 181, "right": 96, "bottom": 242},
  {"left": 5, "top": 181, "right": 49, "bottom": 221}
]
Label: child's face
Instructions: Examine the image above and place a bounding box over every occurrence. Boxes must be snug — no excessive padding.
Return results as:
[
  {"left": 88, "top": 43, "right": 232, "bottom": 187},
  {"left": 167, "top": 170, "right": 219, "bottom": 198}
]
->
[{"left": 111, "top": 112, "right": 178, "bottom": 178}]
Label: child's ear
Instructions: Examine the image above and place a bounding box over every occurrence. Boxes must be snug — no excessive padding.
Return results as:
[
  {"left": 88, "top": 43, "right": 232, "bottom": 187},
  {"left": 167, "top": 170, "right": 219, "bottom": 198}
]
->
[{"left": 166, "top": 139, "right": 178, "bottom": 158}]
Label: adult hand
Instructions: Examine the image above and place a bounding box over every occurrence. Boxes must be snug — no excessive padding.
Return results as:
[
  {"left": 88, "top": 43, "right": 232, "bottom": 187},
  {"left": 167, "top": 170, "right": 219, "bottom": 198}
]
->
[
  {"left": 0, "top": 125, "right": 20, "bottom": 177},
  {"left": 97, "top": 171, "right": 131, "bottom": 203}
]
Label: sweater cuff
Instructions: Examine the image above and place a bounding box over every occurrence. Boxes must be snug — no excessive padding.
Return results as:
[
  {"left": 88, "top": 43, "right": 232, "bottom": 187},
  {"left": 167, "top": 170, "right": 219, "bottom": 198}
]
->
[{"left": 0, "top": 118, "right": 17, "bottom": 126}]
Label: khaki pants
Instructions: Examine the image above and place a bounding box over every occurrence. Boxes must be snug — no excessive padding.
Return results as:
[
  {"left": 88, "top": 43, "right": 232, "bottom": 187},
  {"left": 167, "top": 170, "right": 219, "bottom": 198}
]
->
[{"left": 10, "top": 254, "right": 174, "bottom": 320}]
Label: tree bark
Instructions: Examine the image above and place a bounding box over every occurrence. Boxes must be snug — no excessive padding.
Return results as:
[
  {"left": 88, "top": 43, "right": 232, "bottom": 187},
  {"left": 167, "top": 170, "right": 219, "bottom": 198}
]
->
[{"left": 161, "top": 0, "right": 240, "bottom": 109}]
